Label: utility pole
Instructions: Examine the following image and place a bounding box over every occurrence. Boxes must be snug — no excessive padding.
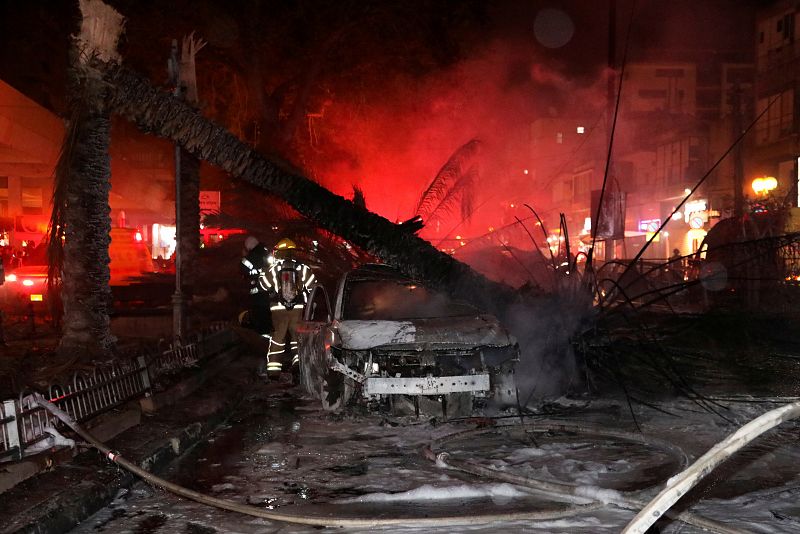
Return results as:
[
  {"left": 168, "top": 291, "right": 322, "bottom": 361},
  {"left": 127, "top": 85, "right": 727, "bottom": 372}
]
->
[
  {"left": 605, "top": 0, "right": 617, "bottom": 261},
  {"left": 168, "top": 39, "right": 186, "bottom": 344},
  {"left": 732, "top": 83, "right": 745, "bottom": 219},
  {"left": 170, "top": 35, "right": 205, "bottom": 345}
]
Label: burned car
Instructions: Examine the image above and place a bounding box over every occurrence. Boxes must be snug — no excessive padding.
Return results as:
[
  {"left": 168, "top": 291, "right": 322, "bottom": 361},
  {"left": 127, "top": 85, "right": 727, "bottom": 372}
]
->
[{"left": 296, "top": 264, "right": 519, "bottom": 417}]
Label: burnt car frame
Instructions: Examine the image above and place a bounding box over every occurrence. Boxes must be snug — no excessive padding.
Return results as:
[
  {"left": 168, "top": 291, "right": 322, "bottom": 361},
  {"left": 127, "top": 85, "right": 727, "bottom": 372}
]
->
[{"left": 296, "top": 264, "right": 519, "bottom": 417}]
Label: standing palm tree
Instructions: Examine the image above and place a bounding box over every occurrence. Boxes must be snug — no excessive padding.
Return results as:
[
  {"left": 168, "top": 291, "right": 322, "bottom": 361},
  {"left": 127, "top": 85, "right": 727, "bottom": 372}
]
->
[{"left": 48, "top": 0, "right": 124, "bottom": 359}]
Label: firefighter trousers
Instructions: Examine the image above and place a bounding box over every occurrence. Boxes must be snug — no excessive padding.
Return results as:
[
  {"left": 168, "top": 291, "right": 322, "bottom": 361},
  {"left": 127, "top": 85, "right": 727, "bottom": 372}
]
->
[{"left": 264, "top": 307, "right": 303, "bottom": 373}]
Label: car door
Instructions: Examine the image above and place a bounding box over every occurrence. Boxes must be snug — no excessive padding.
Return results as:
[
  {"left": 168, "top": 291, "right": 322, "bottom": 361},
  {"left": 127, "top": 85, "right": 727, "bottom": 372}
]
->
[{"left": 296, "top": 285, "right": 332, "bottom": 399}]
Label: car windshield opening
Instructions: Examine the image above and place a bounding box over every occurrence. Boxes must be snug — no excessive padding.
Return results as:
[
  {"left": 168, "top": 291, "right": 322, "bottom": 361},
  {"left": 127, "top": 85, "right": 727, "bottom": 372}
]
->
[{"left": 343, "top": 280, "right": 477, "bottom": 320}]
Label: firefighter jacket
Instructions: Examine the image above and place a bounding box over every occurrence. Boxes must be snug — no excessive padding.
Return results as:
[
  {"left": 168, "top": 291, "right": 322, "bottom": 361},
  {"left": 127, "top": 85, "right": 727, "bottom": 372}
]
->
[
  {"left": 259, "top": 258, "right": 315, "bottom": 310},
  {"left": 240, "top": 244, "right": 271, "bottom": 296}
]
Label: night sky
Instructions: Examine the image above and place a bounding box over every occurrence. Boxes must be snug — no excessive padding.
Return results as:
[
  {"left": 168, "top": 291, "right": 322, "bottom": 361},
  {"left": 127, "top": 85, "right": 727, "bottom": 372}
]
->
[{"left": 0, "top": 0, "right": 766, "bottom": 230}]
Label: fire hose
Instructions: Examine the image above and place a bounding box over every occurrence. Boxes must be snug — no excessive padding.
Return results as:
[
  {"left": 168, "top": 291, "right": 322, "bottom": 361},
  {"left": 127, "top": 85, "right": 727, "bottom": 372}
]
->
[
  {"left": 623, "top": 400, "right": 800, "bottom": 533},
  {"left": 32, "top": 393, "right": 599, "bottom": 528},
  {"left": 426, "top": 419, "right": 747, "bottom": 534},
  {"left": 34, "top": 392, "right": 794, "bottom": 532}
]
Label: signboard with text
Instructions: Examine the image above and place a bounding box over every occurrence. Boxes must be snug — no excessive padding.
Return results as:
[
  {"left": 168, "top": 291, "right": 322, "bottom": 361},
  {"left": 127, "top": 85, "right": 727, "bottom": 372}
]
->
[
  {"left": 199, "top": 190, "right": 221, "bottom": 216},
  {"left": 638, "top": 218, "right": 661, "bottom": 232}
]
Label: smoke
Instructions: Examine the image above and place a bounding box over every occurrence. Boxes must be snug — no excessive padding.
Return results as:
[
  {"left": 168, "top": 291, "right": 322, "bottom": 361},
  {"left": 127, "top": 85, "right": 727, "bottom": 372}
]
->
[
  {"left": 502, "top": 276, "right": 594, "bottom": 400},
  {"left": 297, "top": 33, "right": 612, "bottom": 400},
  {"left": 109, "top": 120, "right": 176, "bottom": 224},
  {"left": 309, "top": 38, "right": 610, "bottom": 237}
]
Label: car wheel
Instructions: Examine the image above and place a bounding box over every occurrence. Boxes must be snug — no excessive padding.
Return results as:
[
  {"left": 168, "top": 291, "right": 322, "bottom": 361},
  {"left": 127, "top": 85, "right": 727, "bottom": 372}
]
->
[
  {"left": 320, "top": 364, "right": 353, "bottom": 412},
  {"left": 299, "top": 347, "right": 315, "bottom": 396}
]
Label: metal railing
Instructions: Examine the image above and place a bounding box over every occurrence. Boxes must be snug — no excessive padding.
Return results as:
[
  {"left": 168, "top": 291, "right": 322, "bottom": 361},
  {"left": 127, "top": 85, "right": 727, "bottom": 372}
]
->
[{"left": 0, "top": 324, "right": 238, "bottom": 462}]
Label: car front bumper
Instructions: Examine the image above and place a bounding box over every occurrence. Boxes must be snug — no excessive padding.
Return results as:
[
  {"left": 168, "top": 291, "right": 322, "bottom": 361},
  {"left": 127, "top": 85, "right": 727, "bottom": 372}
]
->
[{"left": 362, "top": 373, "right": 490, "bottom": 396}]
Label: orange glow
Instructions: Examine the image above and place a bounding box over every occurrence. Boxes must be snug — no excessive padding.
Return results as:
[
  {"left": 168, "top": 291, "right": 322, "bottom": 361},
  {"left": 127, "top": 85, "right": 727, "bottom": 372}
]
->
[{"left": 752, "top": 176, "right": 777, "bottom": 195}]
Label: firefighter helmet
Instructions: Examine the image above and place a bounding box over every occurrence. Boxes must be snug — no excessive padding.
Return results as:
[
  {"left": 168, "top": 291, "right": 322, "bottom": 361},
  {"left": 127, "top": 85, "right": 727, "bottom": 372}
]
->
[{"left": 274, "top": 238, "right": 298, "bottom": 251}]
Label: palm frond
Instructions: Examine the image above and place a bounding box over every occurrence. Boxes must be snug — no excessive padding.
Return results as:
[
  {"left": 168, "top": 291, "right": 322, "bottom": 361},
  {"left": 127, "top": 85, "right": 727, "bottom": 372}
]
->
[
  {"left": 415, "top": 138, "right": 480, "bottom": 219},
  {"left": 423, "top": 165, "right": 477, "bottom": 223},
  {"left": 352, "top": 184, "right": 366, "bottom": 210}
]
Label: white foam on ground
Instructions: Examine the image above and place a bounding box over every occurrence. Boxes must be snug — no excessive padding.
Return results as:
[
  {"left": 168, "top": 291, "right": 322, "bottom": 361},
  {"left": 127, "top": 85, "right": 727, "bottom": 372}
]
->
[
  {"left": 334, "top": 483, "right": 529, "bottom": 503},
  {"left": 574, "top": 485, "right": 625, "bottom": 505},
  {"left": 505, "top": 446, "right": 547, "bottom": 463}
]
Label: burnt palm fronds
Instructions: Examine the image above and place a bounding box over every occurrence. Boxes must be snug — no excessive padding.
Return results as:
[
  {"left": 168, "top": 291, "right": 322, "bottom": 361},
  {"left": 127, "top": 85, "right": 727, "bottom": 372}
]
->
[
  {"left": 352, "top": 184, "right": 366, "bottom": 210},
  {"left": 600, "top": 231, "right": 800, "bottom": 319},
  {"left": 423, "top": 166, "right": 478, "bottom": 225},
  {"left": 102, "top": 63, "right": 534, "bottom": 317},
  {"left": 415, "top": 139, "right": 480, "bottom": 223},
  {"left": 523, "top": 204, "right": 559, "bottom": 273}
]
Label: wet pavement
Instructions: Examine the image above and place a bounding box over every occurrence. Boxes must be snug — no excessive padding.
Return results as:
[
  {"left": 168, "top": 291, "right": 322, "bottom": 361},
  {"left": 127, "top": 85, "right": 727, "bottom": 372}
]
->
[{"left": 62, "top": 371, "right": 800, "bottom": 533}]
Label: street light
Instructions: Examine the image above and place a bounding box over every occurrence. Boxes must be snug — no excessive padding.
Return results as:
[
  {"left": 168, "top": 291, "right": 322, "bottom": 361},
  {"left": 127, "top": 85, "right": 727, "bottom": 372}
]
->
[{"left": 751, "top": 176, "right": 778, "bottom": 196}]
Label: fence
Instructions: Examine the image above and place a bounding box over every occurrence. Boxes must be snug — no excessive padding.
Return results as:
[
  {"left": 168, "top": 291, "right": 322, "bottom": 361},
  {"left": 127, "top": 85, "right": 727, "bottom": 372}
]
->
[{"left": 0, "top": 324, "right": 238, "bottom": 462}]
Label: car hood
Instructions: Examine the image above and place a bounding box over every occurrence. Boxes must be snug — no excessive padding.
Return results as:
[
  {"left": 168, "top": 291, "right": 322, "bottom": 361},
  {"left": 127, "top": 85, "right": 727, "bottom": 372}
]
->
[{"left": 336, "top": 315, "right": 516, "bottom": 351}]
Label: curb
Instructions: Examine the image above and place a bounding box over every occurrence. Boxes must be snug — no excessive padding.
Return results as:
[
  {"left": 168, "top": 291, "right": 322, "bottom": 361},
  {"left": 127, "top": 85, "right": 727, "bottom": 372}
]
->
[{"left": 1, "top": 346, "right": 245, "bottom": 534}]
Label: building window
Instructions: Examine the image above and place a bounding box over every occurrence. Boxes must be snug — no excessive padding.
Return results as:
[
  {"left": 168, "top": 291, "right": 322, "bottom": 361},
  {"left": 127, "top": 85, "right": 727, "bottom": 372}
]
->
[
  {"left": 573, "top": 170, "right": 591, "bottom": 201},
  {"left": 655, "top": 68, "right": 685, "bottom": 78},
  {"left": 556, "top": 132, "right": 563, "bottom": 144},
  {"left": 656, "top": 138, "right": 702, "bottom": 186},
  {"left": 639, "top": 89, "right": 668, "bottom": 99},
  {"left": 0, "top": 176, "right": 7, "bottom": 216},
  {"left": 21, "top": 186, "right": 43, "bottom": 215},
  {"left": 756, "top": 89, "right": 795, "bottom": 145},
  {"left": 783, "top": 13, "right": 795, "bottom": 42},
  {"left": 555, "top": 178, "right": 573, "bottom": 203}
]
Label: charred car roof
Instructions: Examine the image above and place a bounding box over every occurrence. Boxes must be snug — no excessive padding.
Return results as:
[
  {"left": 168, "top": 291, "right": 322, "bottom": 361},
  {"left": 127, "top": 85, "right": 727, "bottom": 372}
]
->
[{"left": 345, "top": 263, "right": 416, "bottom": 283}]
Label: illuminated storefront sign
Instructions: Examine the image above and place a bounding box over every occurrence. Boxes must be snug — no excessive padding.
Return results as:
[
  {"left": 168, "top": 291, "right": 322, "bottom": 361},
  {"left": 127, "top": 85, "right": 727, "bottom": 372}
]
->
[
  {"left": 638, "top": 218, "right": 661, "bottom": 232},
  {"left": 684, "top": 199, "right": 707, "bottom": 223}
]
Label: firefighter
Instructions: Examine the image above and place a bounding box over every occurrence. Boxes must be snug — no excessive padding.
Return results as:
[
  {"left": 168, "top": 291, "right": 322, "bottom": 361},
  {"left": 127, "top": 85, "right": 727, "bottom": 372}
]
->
[
  {"left": 259, "top": 238, "right": 315, "bottom": 382},
  {"left": 240, "top": 236, "right": 273, "bottom": 371}
]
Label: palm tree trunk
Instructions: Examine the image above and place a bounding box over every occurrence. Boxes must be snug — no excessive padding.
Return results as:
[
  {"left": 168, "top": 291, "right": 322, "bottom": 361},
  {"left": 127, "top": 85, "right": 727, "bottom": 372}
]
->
[
  {"left": 103, "top": 63, "right": 537, "bottom": 319},
  {"left": 49, "top": 50, "right": 116, "bottom": 359},
  {"left": 47, "top": 0, "right": 124, "bottom": 359}
]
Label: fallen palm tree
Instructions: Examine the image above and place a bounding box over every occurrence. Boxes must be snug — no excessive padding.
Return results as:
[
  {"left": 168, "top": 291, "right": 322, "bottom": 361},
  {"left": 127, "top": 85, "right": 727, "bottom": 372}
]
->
[{"left": 100, "top": 61, "right": 540, "bottom": 319}]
